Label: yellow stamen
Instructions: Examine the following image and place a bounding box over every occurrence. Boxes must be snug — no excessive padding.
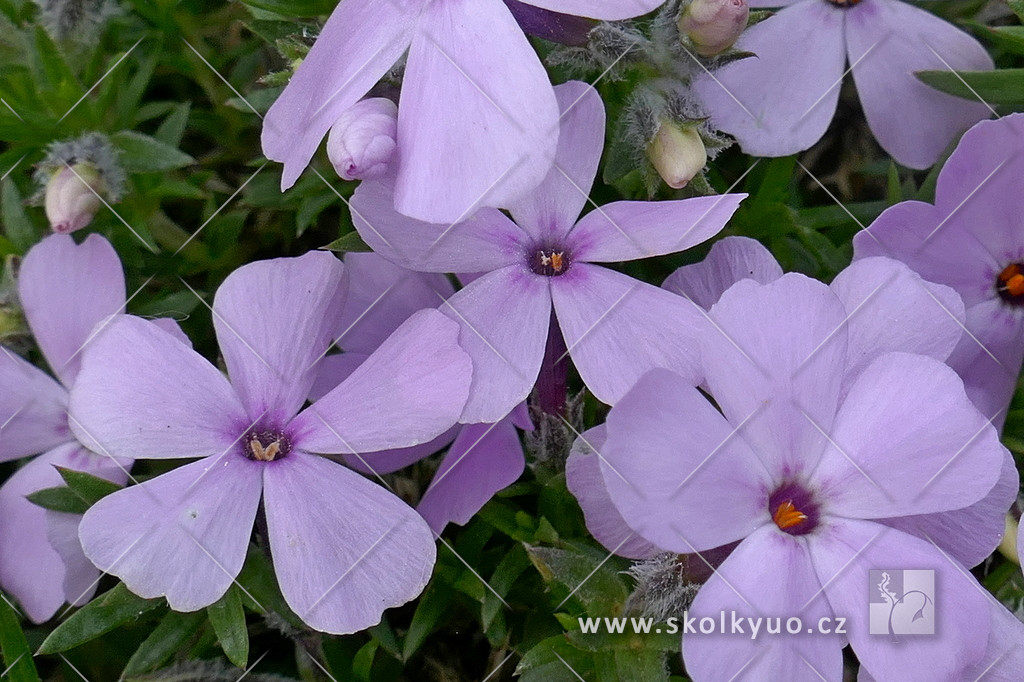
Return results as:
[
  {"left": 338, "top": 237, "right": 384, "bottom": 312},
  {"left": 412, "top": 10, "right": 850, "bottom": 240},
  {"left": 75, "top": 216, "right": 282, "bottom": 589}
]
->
[
  {"left": 773, "top": 500, "right": 808, "bottom": 530},
  {"left": 249, "top": 436, "right": 281, "bottom": 462},
  {"left": 550, "top": 252, "right": 564, "bottom": 272}
]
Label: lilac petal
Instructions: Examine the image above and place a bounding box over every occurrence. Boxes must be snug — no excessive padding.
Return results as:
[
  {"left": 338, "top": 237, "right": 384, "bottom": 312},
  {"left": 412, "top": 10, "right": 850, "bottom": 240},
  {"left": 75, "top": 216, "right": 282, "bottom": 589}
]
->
[
  {"left": 830, "top": 257, "right": 965, "bottom": 379},
  {"left": 946, "top": 300, "right": 1024, "bottom": 430},
  {"left": 0, "top": 347, "right": 70, "bottom": 463},
  {"left": 439, "top": 267, "right": 551, "bottom": 424},
  {"left": 79, "top": 454, "right": 263, "bottom": 611},
  {"left": 845, "top": 0, "right": 992, "bottom": 169},
  {"left": 814, "top": 352, "right": 1004, "bottom": 518},
  {"left": 964, "top": 595, "right": 1024, "bottom": 682},
  {"left": 213, "top": 253, "right": 344, "bottom": 424},
  {"left": 395, "top": 0, "right": 559, "bottom": 223},
  {"left": 878, "top": 448, "right": 1017, "bottom": 569},
  {"left": 552, "top": 264, "right": 706, "bottom": 406},
  {"left": 695, "top": 1, "right": 846, "bottom": 157},
  {"left": 503, "top": 0, "right": 595, "bottom": 46},
  {"left": 507, "top": 81, "right": 604, "bottom": 241},
  {"left": 69, "top": 315, "right": 246, "bottom": 460},
  {"left": 662, "top": 236, "right": 782, "bottom": 310},
  {"left": 418, "top": 418, "right": 525, "bottom": 533},
  {"left": 568, "top": 194, "right": 745, "bottom": 263},
  {"left": 0, "top": 443, "right": 95, "bottom": 623},
  {"left": 601, "top": 369, "right": 773, "bottom": 554},
  {"left": 684, "top": 525, "right": 842, "bottom": 682},
  {"left": 351, "top": 179, "right": 527, "bottom": 273},
  {"left": 19, "top": 233, "right": 125, "bottom": 386},
  {"left": 702, "top": 274, "right": 848, "bottom": 475},
  {"left": 291, "top": 309, "right": 471, "bottom": 454},
  {"left": 523, "top": 0, "right": 662, "bottom": 20},
  {"left": 565, "top": 425, "right": 662, "bottom": 560},
  {"left": 338, "top": 253, "right": 454, "bottom": 355},
  {"left": 263, "top": 451, "right": 435, "bottom": 634},
  {"left": 261, "top": 0, "right": 423, "bottom": 190},
  {"left": 308, "top": 353, "right": 366, "bottom": 402},
  {"left": 746, "top": 0, "right": 803, "bottom": 5},
  {"left": 149, "top": 318, "right": 192, "bottom": 347},
  {"left": 809, "top": 519, "right": 988, "bottom": 682}
]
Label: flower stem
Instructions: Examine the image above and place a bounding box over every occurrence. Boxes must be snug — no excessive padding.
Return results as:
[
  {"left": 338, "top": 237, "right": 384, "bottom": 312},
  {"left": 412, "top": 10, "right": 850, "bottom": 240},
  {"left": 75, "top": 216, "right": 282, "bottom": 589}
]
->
[{"left": 536, "top": 310, "right": 569, "bottom": 416}]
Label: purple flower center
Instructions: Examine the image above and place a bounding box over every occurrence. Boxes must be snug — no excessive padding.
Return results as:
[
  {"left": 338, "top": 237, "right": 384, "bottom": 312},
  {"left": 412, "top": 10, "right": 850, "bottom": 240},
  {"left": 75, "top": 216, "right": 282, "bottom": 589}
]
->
[
  {"left": 996, "top": 263, "right": 1024, "bottom": 305},
  {"left": 529, "top": 246, "right": 571, "bottom": 277},
  {"left": 768, "top": 481, "right": 819, "bottom": 536},
  {"left": 825, "top": 0, "right": 861, "bottom": 7},
  {"left": 243, "top": 428, "right": 292, "bottom": 462}
]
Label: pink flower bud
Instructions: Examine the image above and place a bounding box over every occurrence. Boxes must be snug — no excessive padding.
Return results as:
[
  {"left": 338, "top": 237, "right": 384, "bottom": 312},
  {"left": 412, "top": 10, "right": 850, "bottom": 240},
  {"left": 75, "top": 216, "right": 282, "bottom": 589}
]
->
[
  {"left": 327, "top": 98, "right": 399, "bottom": 181},
  {"left": 647, "top": 122, "right": 707, "bottom": 190},
  {"left": 44, "top": 164, "right": 104, "bottom": 234},
  {"left": 678, "top": 0, "right": 749, "bottom": 57}
]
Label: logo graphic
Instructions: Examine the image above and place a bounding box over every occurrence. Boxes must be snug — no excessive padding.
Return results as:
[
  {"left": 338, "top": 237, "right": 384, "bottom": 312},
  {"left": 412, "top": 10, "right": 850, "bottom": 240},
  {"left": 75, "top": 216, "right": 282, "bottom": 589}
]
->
[{"left": 868, "top": 569, "right": 935, "bottom": 636}]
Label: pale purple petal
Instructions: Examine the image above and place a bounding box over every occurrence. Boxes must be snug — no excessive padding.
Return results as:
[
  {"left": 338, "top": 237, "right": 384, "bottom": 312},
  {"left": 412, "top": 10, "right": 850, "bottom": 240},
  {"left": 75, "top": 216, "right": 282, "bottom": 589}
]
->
[
  {"left": 417, "top": 418, "right": 525, "bottom": 533},
  {"left": 565, "top": 425, "right": 661, "bottom": 559},
  {"left": 662, "top": 236, "right": 782, "bottom": 310},
  {"left": 878, "top": 449, "right": 1017, "bottom": 568},
  {"left": 351, "top": 179, "right": 527, "bottom": 273},
  {"left": 568, "top": 194, "right": 745, "bottom": 263},
  {"left": 552, "top": 264, "right": 706, "bottom": 406},
  {"left": 291, "top": 310, "right": 470, "bottom": 454},
  {"left": 503, "top": 0, "right": 595, "bottom": 46},
  {"left": 213, "top": 252, "right": 345, "bottom": 423},
  {"left": 845, "top": 0, "right": 992, "bottom": 169},
  {"left": 963, "top": 595, "right": 1024, "bottom": 682},
  {"left": 69, "top": 315, "right": 246, "bottom": 460},
  {"left": 506, "top": 81, "right": 605, "bottom": 241},
  {"left": 684, "top": 526, "right": 842, "bottom": 682},
  {"left": 0, "top": 347, "right": 69, "bottom": 462},
  {"left": 338, "top": 252, "right": 454, "bottom": 355},
  {"left": 696, "top": 0, "right": 846, "bottom": 157},
  {"left": 702, "top": 274, "right": 848, "bottom": 475},
  {"left": 79, "top": 454, "right": 263, "bottom": 611},
  {"left": 263, "top": 451, "right": 435, "bottom": 634},
  {"left": 395, "top": 0, "right": 559, "bottom": 223},
  {"left": 830, "top": 257, "right": 965, "bottom": 379},
  {"left": 813, "top": 352, "right": 1004, "bottom": 518},
  {"left": 262, "top": 0, "right": 424, "bottom": 190},
  {"left": 601, "top": 369, "right": 773, "bottom": 554},
  {"left": 18, "top": 233, "right": 125, "bottom": 386},
  {"left": 522, "top": 0, "right": 662, "bottom": 20},
  {"left": 439, "top": 267, "right": 551, "bottom": 424},
  {"left": 308, "top": 353, "right": 366, "bottom": 403},
  {"left": 809, "top": 519, "right": 988, "bottom": 681}
]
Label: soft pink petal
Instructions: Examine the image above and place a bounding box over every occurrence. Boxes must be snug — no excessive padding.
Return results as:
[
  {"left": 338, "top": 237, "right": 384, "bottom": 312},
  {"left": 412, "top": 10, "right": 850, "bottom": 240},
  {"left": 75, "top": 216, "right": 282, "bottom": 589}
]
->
[
  {"left": 568, "top": 194, "right": 745, "bottom": 263},
  {"left": 395, "top": 0, "right": 559, "bottom": 223},
  {"left": 522, "top": 0, "right": 662, "bottom": 20},
  {"left": 213, "top": 252, "right": 345, "bottom": 424},
  {"left": 0, "top": 347, "right": 69, "bottom": 462},
  {"left": 79, "top": 454, "right": 264, "bottom": 611},
  {"left": 845, "top": 0, "right": 992, "bottom": 169},
  {"left": 684, "top": 526, "right": 842, "bottom": 682},
  {"left": 338, "top": 252, "right": 454, "bottom": 354},
  {"left": 601, "top": 369, "right": 773, "bottom": 554},
  {"left": 552, "top": 264, "right": 706, "bottom": 406},
  {"left": 506, "top": 81, "right": 605, "bottom": 241},
  {"left": 417, "top": 418, "right": 525, "bottom": 533},
  {"left": 813, "top": 352, "right": 1004, "bottom": 518},
  {"left": 68, "top": 315, "right": 246, "bottom": 460},
  {"left": 351, "top": 179, "right": 528, "bottom": 273},
  {"left": 291, "top": 310, "right": 470, "bottom": 454},
  {"left": 695, "top": 0, "right": 846, "bottom": 157},
  {"left": 662, "top": 236, "right": 782, "bottom": 310},
  {"left": 263, "top": 452, "right": 435, "bottom": 634},
  {"left": 809, "top": 519, "right": 988, "bottom": 681},
  {"left": 18, "top": 233, "right": 125, "bottom": 386},
  {"left": 262, "top": 0, "right": 423, "bottom": 190}
]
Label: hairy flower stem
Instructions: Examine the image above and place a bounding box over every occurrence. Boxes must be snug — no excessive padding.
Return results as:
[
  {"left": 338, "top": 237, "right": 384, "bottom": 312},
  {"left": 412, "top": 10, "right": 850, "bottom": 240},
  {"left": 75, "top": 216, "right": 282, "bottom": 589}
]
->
[{"left": 536, "top": 311, "right": 569, "bottom": 416}]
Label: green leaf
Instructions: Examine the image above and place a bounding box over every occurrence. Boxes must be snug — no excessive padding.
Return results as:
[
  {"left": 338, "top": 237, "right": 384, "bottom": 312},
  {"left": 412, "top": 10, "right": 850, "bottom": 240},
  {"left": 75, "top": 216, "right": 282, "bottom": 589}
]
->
[
  {"left": 296, "top": 192, "right": 336, "bottom": 237},
  {"left": 402, "top": 581, "right": 452, "bottom": 661},
  {"left": 26, "top": 486, "right": 89, "bottom": 514},
  {"left": 111, "top": 131, "right": 196, "bottom": 173},
  {"left": 0, "top": 593, "right": 41, "bottom": 682},
  {"left": 526, "top": 544, "right": 629, "bottom": 616},
  {"left": 969, "top": 24, "right": 1024, "bottom": 55},
  {"left": 207, "top": 586, "right": 248, "bottom": 668},
  {"left": 239, "top": 0, "right": 339, "bottom": 18},
  {"left": 321, "top": 231, "right": 370, "bottom": 254},
  {"left": 122, "top": 610, "right": 207, "bottom": 678},
  {"left": 1, "top": 179, "right": 38, "bottom": 253},
  {"left": 37, "top": 583, "right": 164, "bottom": 654},
  {"left": 154, "top": 104, "right": 191, "bottom": 148},
  {"left": 1009, "top": 0, "right": 1024, "bottom": 22},
  {"left": 55, "top": 466, "right": 124, "bottom": 504},
  {"left": 916, "top": 69, "right": 1024, "bottom": 108}
]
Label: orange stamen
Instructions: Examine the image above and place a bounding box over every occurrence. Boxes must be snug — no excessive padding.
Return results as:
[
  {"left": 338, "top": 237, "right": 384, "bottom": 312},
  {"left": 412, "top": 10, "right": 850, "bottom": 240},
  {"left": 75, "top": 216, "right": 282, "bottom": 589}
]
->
[
  {"left": 550, "top": 252, "right": 564, "bottom": 272},
  {"left": 773, "top": 500, "right": 808, "bottom": 530}
]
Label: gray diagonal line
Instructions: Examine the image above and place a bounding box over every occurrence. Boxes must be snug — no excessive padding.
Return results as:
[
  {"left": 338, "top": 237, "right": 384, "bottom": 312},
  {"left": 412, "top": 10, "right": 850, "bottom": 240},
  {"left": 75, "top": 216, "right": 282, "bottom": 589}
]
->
[
  {"left": 922, "top": 159, "right": 1008, "bottom": 242},
  {"left": 800, "top": 408, "right": 891, "bottom": 501},
  {"left": 796, "top": 160, "right": 866, "bottom": 231},
  {"left": 436, "top": 290, "right": 520, "bottom": 375},
  {"left": 427, "top": 163, "right": 521, "bottom": 251},
  {"left": 921, "top": 533, "right": 994, "bottom": 602},
  {"left": 795, "top": 276, "right": 892, "bottom": 373},
  {"left": 671, "top": 158, "right": 761, "bottom": 251},
  {"left": 61, "top": 161, "right": 158, "bottom": 253},
  {"left": 798, "top": 525, "right": 884, "bottom": 613},
  {"left": 57, "top": 37, "right": 144, "bottom": 124},
  {"left": 184, "top": 39, "right": 264, "bottom": 120},
  {"left": 797, "top": 652, "right": 829, "bottom": 682},
  {"left": 923, "top": 41, "right": 998, "bottom": 118},
  {"left": 234, "top": 650, "right": 270, "bottom": 682},
  {"left": 1, "top": 652, "right": 25, "bottom": 678},
  {"left": 918, "top": 282, "right": 1004, "bottom": 368},
  {"left": 673, "top": 287, "right": 772, "bottom": 381},
  {"left": 184, "top": 532, "right": 266, "bottom": 615},
  {"left": 303, "top": 407, "right": 393, "bottom": 492},
  {"left": 553, "top": 650, "right": 586, "bottom": 682},
  {"left": 1, "top": 153, "right": 28, "bottom": 182},
  {"left": 174, "top": 162, "right": 268, "bottom": 256},
  {"left": 727, "top": 651, "right": 765, "bottom": 682},
  {"left": 58, "top": 534, "right": 145, "bottom": 620},
  {"left": 177, "top": 277, "right": 274, "bottom": 371},
  {"left": 482, "top": 651, "right": 515, "bottom": 682},
  {"left": 668, "top": 522, "right": 755, "bottom": 612},
  {"left": 1, "top": 98, "right": 23, "bottom": 121},
  {"left": 0, "top": 592, "right": 23, "bottom": 619},
  {"left": 423, "top": 420, "right": 501, "bottom": 493},
  {"left": 311, "top": 168, "right": 393, "bottom": 249},
  {"left": 437, "top": 534, "right": 510, "bottom": 609},
  {"left": 914, "top": 412, "right": 999, "bottom": 502},
  {"left": 680, "top": 42, "right": 756, "bottom": 121},
  {"left": 300, "top": 648, "right": 339, "bottom": 682},
  {"left": 64, "top": 412, "right": 141, "bottom": 488},
  {"left": 796, "top": 35, "right": 886, "bottom": 126},
  {"left": 57, "top": 653, "right": 91, "bottom": 682},
  {"left": 183, "top": 410, "right": 269, "bottom": 495},
  {"left": 559, "top": 414, "right": 639, "bottom": 497},
  {"left": 556, "top": 282, "right": 635, "bottom": 364},
  {"left": 554, "top": 535, "right": 632, "bottom": 610},
  {"left": 670, "top": 403, "right": 770, "bottom": 497}
]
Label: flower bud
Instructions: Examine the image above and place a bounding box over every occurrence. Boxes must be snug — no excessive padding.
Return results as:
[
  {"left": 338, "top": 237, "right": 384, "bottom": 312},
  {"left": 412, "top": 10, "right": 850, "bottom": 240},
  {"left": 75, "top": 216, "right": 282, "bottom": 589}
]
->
[
  {"left": 678, "top": 0, "right": 749, "bottom": 57},
  {"left": 647, "top": 122, "right": 707, "bottom": 190},
  {"left": 44, "top": 164, "right": 105, "bottom": 234},
  {"left": 327, "top": 98, "right": 399, "bottom": 181}
]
